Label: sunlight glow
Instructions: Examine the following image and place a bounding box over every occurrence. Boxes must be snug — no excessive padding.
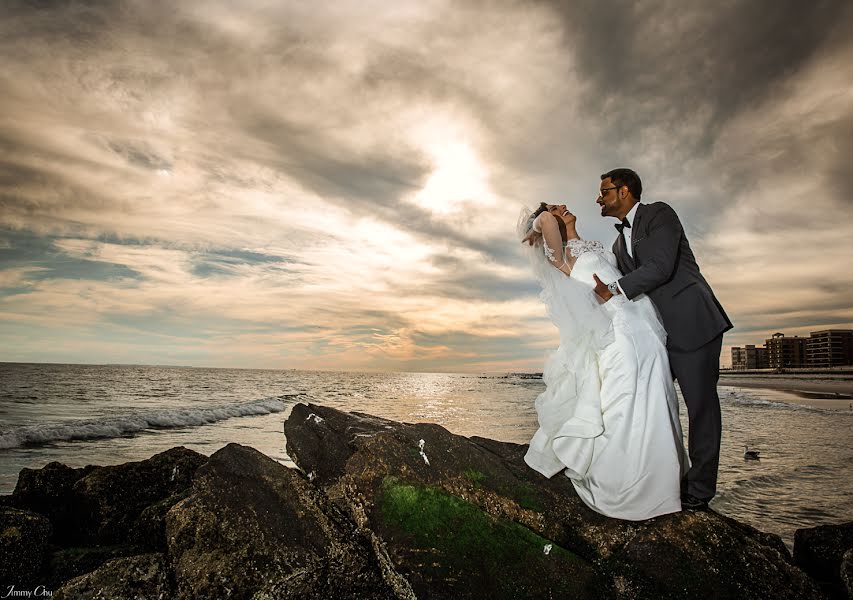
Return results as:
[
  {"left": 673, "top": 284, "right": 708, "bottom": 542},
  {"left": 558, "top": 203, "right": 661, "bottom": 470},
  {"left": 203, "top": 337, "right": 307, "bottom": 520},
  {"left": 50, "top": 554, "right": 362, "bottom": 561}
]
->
[{"left": 408, "top": 114, "right": 497, "bottom": 216}]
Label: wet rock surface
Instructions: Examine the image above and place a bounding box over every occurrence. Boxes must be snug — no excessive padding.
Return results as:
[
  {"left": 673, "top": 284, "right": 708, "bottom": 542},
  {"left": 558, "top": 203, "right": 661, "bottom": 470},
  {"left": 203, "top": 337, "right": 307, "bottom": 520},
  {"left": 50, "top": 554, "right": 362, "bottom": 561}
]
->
[
  {"left": 43, "top": 543, "right": 147, "bottom": 591},
  {"left": 1, "top": 446, "right": 205, "bottom": 596},
  {"left": 165, "top": 442, "right": 394, "bottom": 600},
  {"left": 0, "top": 506, "right": 52, "bottom": 588},
  {"left": 795, "top": 521, "right": 853, "bottom": 599},
  {"left": 0, "top": 403, "right": 844, "bottom": 599},
  {"left": 72, "top": 446, "right": 207, "bottom": 546},
  {"left": 5, "top": 461, "right": 95, "bottom": 545},
  {"left": 52, "top": 552, "right": 171, "bottom": 600},
  {"left": 841, "top": 549, "right": 853, "bottom": 599},
  {"left": 284, "top": 403, "right": 826, "bottom": 600}
]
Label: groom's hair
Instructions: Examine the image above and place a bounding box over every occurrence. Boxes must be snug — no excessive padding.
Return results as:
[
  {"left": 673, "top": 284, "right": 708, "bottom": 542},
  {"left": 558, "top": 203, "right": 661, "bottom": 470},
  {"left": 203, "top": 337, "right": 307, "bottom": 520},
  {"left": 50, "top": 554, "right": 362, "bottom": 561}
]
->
[{"left": 601, "top": 168, "right": 642, "bottom": 200}]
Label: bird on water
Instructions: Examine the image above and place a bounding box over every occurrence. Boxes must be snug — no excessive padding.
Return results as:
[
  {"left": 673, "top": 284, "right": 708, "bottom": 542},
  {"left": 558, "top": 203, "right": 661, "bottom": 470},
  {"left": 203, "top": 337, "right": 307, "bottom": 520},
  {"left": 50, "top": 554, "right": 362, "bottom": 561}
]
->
[{"left": 743, "top": 445, "right": 760, "bottom": 460}]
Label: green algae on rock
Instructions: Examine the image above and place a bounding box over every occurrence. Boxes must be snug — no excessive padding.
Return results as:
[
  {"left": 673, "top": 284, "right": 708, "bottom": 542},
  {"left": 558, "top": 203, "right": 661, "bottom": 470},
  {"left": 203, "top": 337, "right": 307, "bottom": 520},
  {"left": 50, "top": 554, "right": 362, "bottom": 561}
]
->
[{"left": 379, "top": 476, "right": 596, "bottom": 598}]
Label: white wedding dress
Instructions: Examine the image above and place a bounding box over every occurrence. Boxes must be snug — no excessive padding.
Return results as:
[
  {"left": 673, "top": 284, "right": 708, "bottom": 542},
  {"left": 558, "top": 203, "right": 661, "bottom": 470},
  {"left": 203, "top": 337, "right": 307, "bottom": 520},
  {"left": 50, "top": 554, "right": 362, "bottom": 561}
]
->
[{"left": 523, "top": 231, "right": 689, "bottom": 520}]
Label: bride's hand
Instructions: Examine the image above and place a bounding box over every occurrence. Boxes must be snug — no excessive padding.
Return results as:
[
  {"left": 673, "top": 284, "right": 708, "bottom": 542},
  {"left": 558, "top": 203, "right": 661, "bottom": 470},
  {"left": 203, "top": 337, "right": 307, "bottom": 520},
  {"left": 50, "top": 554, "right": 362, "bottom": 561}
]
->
[{"left": 522, "top": 228, "right": 542, "bottom": 246}]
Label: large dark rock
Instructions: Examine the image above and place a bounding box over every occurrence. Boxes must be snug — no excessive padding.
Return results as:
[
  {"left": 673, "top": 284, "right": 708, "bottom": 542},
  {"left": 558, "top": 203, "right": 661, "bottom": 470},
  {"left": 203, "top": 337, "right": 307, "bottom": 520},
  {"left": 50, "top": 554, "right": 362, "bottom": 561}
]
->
[
  {"left": 53, "top": 552, "right": 172, "bottom": 600},
  {"left": 2, "top": 446, "right": 206, "bottom": 593},
  {"left": 795, "top": 521, "right": 853, "bottom": 599},
  {"left": 7, "top": 461, "right": 95, "bottom": 544},
  {"left": 841, "top": 549, "right": 853, "bottom": 599},
  {"left": 284, "top": 402, "right": 824, "bottom": 599},
  {"left": 133, "top": 488, "right": 192, "bottom": 551},
  {"left": 165, "top": 442, "right": 396, "bottom": 600},
  {"left": 8, "top": 447, "right": 206, "bottom": 548},
  {"left": 43, "top": 544, "right": 146, "bottom": 591},
  {"left": 72, "top": 446, "right": 207, "bottom": 546},
  {"left": 0, "top": 507, "right": 52, "bottom": 589}
]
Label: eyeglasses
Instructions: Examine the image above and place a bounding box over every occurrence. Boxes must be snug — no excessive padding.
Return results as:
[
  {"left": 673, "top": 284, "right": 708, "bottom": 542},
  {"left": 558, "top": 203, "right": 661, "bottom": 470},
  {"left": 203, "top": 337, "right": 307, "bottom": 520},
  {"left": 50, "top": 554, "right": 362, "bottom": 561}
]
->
[{"left": 597, "top": 186, "right": 620, "bottom": 199}]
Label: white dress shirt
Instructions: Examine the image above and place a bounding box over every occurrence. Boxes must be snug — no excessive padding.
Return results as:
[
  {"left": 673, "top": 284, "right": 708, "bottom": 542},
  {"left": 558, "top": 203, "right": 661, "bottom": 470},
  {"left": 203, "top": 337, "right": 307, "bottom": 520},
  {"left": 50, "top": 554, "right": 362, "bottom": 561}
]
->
[
  {"left": 622, "top": 202, "right": 640, "bottom": 258},
  {"left": 615, "top": 202, "right": 641, "bottom": 297}
]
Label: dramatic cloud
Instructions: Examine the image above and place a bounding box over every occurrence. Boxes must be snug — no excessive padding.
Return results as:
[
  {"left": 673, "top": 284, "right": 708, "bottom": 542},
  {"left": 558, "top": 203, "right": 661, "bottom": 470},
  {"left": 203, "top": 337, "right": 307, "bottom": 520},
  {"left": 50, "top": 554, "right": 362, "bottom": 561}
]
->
[{"left": 1, "top": 0, "right": 851, "bottom": 370}]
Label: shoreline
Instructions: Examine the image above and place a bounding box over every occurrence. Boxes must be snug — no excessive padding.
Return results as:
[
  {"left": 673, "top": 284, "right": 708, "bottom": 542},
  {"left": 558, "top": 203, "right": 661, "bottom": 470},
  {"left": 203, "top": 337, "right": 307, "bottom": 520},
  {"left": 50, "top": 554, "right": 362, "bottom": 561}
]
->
[{"left": 718, "top": 374, "right": 853, "bottom": 410}]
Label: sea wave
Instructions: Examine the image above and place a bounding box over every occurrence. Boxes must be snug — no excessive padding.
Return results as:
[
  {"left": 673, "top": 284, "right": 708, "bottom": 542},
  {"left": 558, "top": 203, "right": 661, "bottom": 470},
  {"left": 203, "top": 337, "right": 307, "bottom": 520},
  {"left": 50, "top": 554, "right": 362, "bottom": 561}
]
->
[{"left": 0, "top": 394, "right": 300, "bottom": 450}]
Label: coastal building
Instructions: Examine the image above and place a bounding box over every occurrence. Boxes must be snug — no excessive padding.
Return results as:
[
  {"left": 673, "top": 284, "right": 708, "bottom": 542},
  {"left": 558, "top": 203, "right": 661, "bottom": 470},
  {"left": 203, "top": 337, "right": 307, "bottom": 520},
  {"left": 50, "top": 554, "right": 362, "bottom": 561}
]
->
[
  {"left": 731, "top": 345, "right": 768, "bottom": 370},
  {"left": 806, "top": 329, "right": 853, "bottom": 367},
  {"left": 765, "top": 333, "right": 808, "bottom": 369},
  {"left": 731, "top": 347, "right": 746, "bottom": 370},
  {"left": 732, "top": 329, "right": 853, "bottom": 370}
]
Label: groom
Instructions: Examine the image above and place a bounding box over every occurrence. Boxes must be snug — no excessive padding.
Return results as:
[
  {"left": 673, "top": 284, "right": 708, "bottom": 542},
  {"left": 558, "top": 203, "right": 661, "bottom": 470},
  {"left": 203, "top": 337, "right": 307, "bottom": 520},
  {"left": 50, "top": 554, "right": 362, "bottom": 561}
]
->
[{"left": 591, "top": 168, "right": 732, "bottom": 510}]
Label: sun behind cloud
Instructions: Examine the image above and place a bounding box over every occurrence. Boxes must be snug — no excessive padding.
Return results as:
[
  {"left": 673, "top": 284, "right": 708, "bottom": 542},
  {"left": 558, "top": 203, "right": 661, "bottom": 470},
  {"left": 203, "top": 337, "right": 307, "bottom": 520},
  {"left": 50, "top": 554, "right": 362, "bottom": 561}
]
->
[{"left": 1, "top": 0, "right": 851, "bottom": 371}]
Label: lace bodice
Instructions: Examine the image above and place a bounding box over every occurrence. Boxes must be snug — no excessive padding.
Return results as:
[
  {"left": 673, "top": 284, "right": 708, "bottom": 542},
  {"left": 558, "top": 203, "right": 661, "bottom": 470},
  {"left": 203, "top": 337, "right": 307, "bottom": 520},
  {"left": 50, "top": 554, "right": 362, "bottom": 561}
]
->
[
  {"left": 564, "top": 240, "right": 622, "bottom": 291},
  {"left": 542, "top": 238, "right": 606, "bottom": 264},
  {"left": 565, "top": 239, "right": 605, "bottom": 258}
]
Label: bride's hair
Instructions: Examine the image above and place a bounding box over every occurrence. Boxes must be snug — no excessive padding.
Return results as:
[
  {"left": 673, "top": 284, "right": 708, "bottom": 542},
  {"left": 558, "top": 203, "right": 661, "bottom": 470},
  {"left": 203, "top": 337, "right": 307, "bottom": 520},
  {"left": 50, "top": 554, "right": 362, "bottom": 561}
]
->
[
  {"left": 528, "top": 203, "right": 549, "bottom": 227},
  {"left": 522, "top": 202, "right": 568, "bottom": 242}
]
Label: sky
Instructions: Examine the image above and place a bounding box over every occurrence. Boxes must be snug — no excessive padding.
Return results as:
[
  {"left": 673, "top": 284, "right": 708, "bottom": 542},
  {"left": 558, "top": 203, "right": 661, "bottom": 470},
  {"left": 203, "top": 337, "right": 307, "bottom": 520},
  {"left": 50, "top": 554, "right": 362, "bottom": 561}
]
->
[{"left": 1, "top": 0, "right": 852, "bottom": 372}]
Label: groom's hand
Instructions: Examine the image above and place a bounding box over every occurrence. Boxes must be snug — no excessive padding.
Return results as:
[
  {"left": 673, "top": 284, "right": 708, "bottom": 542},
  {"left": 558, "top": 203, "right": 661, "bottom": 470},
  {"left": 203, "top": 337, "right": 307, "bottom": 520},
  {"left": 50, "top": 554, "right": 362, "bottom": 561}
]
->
[{"left": 593, "top": 274, "right": 613, "bottom": 301}]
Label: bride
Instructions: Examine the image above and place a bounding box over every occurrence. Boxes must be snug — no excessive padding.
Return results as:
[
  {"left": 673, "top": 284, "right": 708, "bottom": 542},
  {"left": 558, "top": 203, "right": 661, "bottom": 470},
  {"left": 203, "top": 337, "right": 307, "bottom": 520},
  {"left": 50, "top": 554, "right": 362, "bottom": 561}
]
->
[{"left": 520, "top": 203, "right": 689, "bottom": 520}]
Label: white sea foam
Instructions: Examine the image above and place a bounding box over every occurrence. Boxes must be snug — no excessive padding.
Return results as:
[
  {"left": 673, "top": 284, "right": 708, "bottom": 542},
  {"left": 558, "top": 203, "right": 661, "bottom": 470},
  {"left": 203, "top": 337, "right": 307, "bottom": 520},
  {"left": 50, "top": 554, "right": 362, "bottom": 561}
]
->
[{"left": 0, "top": 395, "right": 299, "bottom": 449}]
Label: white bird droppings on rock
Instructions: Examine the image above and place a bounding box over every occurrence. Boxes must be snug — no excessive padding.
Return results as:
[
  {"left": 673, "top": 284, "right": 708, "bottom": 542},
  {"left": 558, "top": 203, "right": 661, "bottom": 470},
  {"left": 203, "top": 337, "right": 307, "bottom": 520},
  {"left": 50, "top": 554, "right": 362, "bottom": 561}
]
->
[
  {"left": 306, "top": 413, "right": 324, "bottom": 424},
  {"left": 543, "top": 544, "right": 552, "bottom": 555},
  {"left": 418, "top": 439, "right": 430, "bottom": 466}
]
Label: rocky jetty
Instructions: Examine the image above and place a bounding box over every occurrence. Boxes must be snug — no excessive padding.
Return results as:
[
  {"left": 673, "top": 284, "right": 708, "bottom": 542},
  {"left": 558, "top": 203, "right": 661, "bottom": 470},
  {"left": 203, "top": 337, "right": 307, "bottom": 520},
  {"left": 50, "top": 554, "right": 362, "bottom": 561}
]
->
[{"left": 0, "top": 402, "right": 849, "bottom": 599}]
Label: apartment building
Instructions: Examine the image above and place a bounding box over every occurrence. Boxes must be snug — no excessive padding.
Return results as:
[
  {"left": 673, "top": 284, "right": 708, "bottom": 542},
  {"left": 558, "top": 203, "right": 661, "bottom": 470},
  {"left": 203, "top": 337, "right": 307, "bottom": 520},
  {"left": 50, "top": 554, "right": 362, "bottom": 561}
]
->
[
  {"left": 731, "top": 344, "right": 768, "bottom": 370},
  {"left": 765, "top": 333, "right": 808, "bottom": 369},
  {"left": 731, "top": 329, "right": 853, "bottom": 369},
  {"left": 806, "top": 329, "right": 853, "bottom": 368}
]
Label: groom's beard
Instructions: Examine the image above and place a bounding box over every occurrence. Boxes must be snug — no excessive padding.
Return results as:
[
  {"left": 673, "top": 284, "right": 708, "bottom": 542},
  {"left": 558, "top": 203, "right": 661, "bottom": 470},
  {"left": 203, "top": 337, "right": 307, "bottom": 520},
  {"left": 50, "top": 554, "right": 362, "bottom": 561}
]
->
[{"left": 598, "top": 197, "right": 623, "bottom": 218}]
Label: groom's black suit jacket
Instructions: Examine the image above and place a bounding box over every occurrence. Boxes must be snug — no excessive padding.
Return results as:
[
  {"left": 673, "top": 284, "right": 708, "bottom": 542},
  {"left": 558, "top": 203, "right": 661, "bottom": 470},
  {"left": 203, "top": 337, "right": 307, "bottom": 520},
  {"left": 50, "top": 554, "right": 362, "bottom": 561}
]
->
[{"left": 613, "top": 202, "right": 732, "bottom": 352}]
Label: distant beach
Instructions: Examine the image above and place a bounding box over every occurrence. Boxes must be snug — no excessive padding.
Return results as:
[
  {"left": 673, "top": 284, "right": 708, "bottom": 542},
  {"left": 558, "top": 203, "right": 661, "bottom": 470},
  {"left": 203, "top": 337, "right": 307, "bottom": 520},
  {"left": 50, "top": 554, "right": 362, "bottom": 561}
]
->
[{"left": 719, "top": 370, "right": 853, "bottom": 410}]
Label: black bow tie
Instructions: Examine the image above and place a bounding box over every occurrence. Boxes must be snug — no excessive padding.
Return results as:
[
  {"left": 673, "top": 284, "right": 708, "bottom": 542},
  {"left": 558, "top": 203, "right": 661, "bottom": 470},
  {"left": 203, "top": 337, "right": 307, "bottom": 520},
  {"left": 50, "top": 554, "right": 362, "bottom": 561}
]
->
[{"left": 615, "top": 218, "right": 631, "bottom": 233}]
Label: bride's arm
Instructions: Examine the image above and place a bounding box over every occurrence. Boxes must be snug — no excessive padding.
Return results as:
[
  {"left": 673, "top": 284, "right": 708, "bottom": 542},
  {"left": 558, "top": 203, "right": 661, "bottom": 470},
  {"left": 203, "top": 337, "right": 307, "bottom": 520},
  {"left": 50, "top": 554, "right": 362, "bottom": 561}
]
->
[{"left": 534, "top": 212, "right": 573, "bottom": 276}]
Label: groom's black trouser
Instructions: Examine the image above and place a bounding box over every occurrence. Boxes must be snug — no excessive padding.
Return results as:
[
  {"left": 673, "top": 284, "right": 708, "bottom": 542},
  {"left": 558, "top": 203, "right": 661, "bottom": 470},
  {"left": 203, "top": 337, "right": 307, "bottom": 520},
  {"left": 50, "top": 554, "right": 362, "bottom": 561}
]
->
[{"left": 668, "top": 333, "right": 723, "bottom": 502}]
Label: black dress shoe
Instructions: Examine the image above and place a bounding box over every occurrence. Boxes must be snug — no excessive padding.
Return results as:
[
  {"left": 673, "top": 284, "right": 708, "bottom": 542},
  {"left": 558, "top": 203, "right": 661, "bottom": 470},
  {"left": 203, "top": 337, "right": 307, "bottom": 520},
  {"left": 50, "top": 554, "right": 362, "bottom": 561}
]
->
[{"left": 681, "top": 494, "right": 710, "bottom": 511}]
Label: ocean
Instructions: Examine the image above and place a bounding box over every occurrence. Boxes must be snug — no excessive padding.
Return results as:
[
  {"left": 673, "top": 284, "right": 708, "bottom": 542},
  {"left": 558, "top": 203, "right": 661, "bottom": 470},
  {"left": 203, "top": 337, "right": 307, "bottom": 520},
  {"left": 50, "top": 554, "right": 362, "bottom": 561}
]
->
[{"left": 1, "top": 362, "right": 851, "bottom": 549}]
